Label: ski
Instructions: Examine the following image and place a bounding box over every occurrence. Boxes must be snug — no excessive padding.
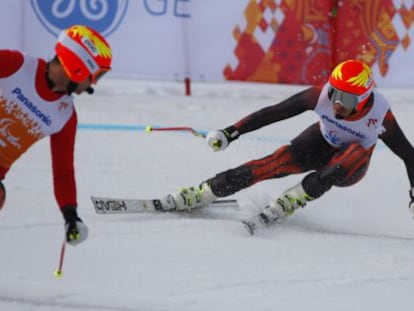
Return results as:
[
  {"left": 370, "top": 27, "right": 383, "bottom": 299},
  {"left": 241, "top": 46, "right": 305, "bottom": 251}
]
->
[{"left": 91, "top": 196, "right": 239, "bottom": 214}]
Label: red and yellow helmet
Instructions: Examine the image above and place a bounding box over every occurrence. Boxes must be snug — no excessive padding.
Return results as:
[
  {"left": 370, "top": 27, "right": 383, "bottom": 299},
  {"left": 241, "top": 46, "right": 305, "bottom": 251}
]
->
[
  {"left": 55, "top": 25, "right": 112, "bottom": 84},
  {"left": 328, "top": 60, "right": 374, "bottom": 111}
]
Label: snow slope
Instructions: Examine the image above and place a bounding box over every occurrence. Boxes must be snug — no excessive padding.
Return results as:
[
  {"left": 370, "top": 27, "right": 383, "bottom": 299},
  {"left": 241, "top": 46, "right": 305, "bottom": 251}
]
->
[{"left": 0, "top": 79, "right": 414, "bottom": 311}]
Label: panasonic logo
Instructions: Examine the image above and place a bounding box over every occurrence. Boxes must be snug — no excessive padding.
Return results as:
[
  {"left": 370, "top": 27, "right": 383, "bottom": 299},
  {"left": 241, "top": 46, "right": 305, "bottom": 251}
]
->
[
  {"left": 12, "top": 87, "right": 52, "bottom": 126},
  {"left": 321, "top": 115, "right": 365, "bottom": 139}
]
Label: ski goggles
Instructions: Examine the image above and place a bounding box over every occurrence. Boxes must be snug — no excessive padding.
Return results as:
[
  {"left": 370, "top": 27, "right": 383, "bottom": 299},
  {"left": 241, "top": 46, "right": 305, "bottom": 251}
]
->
[{"left": 327, "top": 86, "right": 364, "bottom": 110}]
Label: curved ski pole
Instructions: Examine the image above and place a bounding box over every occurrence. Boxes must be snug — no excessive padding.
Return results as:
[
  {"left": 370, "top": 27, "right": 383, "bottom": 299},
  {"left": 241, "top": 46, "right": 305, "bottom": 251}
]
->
[{"left": 145, "top": 125, "right": 206, "bottom": 138}]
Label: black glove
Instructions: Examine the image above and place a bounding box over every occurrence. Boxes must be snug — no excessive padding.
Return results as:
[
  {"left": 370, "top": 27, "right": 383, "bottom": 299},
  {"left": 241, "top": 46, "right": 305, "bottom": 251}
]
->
[
  {"left": 409, "top": 188, "right": 414, "bottom": 215},
  {"left": 62, "top": 205, "right": 88, "bottom": 246}
]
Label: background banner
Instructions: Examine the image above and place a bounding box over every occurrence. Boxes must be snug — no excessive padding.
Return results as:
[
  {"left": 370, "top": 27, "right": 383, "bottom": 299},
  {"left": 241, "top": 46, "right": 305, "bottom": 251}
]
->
[{"left": 0, "top": 0, "right": 413, "bottom": 87}]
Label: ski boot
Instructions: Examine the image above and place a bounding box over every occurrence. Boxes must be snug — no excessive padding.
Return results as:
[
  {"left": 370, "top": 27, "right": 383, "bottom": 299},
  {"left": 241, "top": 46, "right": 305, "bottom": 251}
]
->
[
  {"left": 160, "top": 182, "right": 217, "bottom": 211},
  {"left": 242, "top": 183, "right": 313, "bottom": 235}
]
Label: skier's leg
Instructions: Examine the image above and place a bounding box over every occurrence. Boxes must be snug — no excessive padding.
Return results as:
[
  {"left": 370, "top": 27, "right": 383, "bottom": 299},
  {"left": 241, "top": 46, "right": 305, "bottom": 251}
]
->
[
  {"left": 209, "top": 123, "right": 333, "bottom": 197},
  {"left": 160, "top": 145, "right": 298, "bottom": 211},
  {"left": 257, "top": 142, "right": 374, "bottom": 224},
  {"left": 162, "top": 123, "right": 330, "bottom": 211}
]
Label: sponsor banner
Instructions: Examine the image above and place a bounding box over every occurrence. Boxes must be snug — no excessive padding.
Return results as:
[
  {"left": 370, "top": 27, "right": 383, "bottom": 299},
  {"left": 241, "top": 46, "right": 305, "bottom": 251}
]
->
[
  {"left": 0, "top": 0, "right": 413, "bottom": 86},
  {"left": 333, "top": 0, "right": 414, "bottom": 87}
]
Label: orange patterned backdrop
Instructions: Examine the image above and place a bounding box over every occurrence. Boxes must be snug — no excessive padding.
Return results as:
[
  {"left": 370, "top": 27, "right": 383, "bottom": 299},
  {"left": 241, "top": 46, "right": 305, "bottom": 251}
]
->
[{"left": 223, "top": 0, "right": 414, "bottom": 85}]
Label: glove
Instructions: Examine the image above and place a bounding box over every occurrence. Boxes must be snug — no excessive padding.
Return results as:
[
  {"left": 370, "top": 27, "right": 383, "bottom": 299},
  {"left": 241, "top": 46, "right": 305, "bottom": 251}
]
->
[
  {"left": 62, "top": 205, "right": 89, "bottom": 246},
  {"left": 409, "top": 188, "right": 414, "bottom": 215},
  {"left": 206, "top": 126, "right": 239, "bottom": 151}
]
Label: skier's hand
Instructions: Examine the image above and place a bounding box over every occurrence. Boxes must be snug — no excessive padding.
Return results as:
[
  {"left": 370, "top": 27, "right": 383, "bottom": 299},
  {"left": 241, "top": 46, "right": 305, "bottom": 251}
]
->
[
  {"left": 409, "top": 188, "right": 414, "bottom": 216},
  {"left": 206, "top": 130, "right": 229, "bottom": 151},
  {"left": 206, "top": 126, "right": 239, "bottom": 152},
  {"left": 62, "top": 205, "right": 89, "bottom": 246}
]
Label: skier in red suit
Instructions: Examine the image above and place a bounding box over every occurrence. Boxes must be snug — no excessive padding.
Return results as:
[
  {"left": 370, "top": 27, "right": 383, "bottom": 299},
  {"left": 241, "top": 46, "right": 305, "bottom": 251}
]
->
[
  {"left": 160, "top": 60, "right": 414, "bottom": 234},
  {"left": 0, "top": 25, "right": 112, "bottom": 245}
]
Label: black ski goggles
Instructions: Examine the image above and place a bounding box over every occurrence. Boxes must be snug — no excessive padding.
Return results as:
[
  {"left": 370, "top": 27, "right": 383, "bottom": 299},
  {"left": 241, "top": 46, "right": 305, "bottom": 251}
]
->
[{"left": 327, "top": 85, "right": 363, "bottom": 110}]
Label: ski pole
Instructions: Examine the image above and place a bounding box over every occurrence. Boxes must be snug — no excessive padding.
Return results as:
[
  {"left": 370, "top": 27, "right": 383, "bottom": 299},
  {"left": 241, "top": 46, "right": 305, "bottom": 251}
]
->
[
  {"left": 54, "top": 240, "right": 66, "bottom": 278},
  {"left": 145, "top": 125, "right": 206, "bottom": 138}
]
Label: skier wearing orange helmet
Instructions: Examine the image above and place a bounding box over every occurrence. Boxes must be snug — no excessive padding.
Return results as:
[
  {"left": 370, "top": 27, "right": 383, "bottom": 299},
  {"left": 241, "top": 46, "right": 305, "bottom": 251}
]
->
[
  {"left": 0, "top": 25, "right": 112, "bottom": 245},
  {"left": 328, "top": 60, "right": 375, "bottom": 115},
  {"left": 55, "top": 25, "right": 112, "bottom": 94},
  {"left": 54, "top": 25, "right": 112, "bottom": 91},
  {"left": 158, "top": 59, "right": 414, "bottom": 234}
]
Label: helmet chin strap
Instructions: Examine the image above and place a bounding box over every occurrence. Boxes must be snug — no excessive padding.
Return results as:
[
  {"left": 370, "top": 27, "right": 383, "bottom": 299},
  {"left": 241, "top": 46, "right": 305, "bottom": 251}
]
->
[
  {"left": 45, "top": 62, "right": 57, "bottom": 90},
  {"left": 66, "top": 81, "right": 78, "bottom": 94},
  {"left": 66, "top": 82, "right": 95, "bottom": 95}
]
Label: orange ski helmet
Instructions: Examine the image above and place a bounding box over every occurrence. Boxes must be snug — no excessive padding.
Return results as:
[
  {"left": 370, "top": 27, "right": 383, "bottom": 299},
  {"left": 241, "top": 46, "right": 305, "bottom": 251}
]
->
[
  {"left": 55, "top": 25, "right": 112, "bottom": 83},
  {"left": 328, "top": 60, "right": 374, "bottom": 111}
]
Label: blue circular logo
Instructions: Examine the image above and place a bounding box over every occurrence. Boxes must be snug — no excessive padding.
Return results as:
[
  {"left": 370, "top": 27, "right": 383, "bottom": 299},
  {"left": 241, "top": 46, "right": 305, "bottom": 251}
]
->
[{"left": 31, "top": 0, "right": 129, "bottom": 37}]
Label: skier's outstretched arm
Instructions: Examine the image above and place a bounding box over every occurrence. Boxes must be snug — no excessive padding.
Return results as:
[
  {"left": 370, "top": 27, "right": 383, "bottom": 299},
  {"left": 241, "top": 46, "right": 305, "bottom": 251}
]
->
[{"left": 206, "top": 85, "right": 321, "bottom": 151}]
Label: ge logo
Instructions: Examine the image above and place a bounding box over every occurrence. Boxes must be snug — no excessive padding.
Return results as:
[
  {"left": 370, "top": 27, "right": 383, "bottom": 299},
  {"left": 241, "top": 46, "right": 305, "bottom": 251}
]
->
[{"left": 31, "top": 0, "right": 129, "bottom": 36}]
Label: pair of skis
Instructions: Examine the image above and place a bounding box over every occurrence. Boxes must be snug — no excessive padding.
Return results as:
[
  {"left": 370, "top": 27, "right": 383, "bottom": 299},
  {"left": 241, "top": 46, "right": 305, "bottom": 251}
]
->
[{"left": 91, "top": 196, "right": 262, "bottom": 234}]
